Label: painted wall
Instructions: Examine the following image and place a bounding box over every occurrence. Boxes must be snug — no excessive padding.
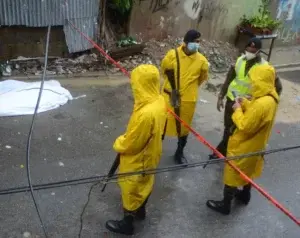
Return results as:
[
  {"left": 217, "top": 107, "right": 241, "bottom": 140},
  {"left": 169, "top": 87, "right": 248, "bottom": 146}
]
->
[
  {"left": 275, "top": 0, "right": 300, "bottom": 45},
  {"left": 129, "top": 0, "right": 261, "bottom": 42}
]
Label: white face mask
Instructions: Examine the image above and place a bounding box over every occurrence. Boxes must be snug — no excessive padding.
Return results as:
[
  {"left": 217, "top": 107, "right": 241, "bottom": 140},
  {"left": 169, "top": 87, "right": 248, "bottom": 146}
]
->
[
  {"left": 187, "top": 42, "right": 200, "bottom": 53},
  {"left": 244, "top": 51, "right": 258, "bottom": 60}
]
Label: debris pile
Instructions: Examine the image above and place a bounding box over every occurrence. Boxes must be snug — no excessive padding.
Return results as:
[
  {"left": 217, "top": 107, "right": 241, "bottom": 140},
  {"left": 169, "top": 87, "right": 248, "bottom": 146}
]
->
[
  {"left": 142, "top": 36, "right": 239, "bottom": 73},
  {"left": 4, "top": 54, "right": 105, "bottom": 77},
  {"left": 1, "top": 36, "right": 238, "bottom": 77},
  {"left": 200, "top": 39, "right": 238, "bottom": 73},
  {"left": 112, "top": 36, "right": 238, "bottom": 73}
]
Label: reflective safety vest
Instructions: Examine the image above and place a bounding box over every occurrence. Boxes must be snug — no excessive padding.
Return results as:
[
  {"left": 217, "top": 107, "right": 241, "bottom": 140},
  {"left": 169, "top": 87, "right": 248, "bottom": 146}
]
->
[{"left": 227, "top": 56, "right": 268, "bottom": 100}]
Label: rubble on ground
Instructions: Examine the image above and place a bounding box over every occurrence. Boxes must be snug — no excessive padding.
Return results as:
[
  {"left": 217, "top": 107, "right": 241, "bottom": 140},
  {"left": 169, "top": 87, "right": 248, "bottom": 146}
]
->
[
  {"left": 1, "top": 36, "right": 238, "bottom": 78},
  {"left": 205, "top": 73, "right": 226, "bottom": 93},
  {"left": 2, "top": 54, "right": 104, "bottom": 77},
  {"left": 143, "top": 36, "right": 238, "bottom": 73}
]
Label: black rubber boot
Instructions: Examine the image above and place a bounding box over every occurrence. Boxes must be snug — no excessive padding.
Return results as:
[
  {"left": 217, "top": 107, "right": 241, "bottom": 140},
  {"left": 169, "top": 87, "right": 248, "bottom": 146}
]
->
[
  {"left": 203, "top": 153, "right": 219, "bottom": 168},
  {"left": 208, "top": 142, "right": 227, "bottom": 161},
  {"left": 105, "top": 213, "right": 134, "bottom": 235},
  {"left": 174, "top": 136, "right": 188, "bottom": 164},
  {"left": 235, "top": 184, "right": 251, "bottom": 205},
  {"left": 135, "top": 204, "right": 146, "bottom": 220},
  {"left": 207, "top": 144, "right": 225, "bottom": 164},
  {"left": 206, "top": 185, "right": 236, "bottom": 215},
  {"left": 208, "top": 153, "right": 218, "bottom": 160},
  {"left": 136, "top": 195, "right": 150, "bottom": 220}
]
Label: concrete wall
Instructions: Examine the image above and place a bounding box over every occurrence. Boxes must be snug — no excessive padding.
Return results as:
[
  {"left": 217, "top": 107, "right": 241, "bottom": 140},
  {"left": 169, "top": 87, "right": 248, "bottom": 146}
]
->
[
  {"left": 0, "top": 26, "right": 68, "bottom": 61},
  {"left": 275, "top": 0, "right": 300, "bottom": 45},
  {"left": 129, "top": 0, "right": 261, "bottom": 42}
]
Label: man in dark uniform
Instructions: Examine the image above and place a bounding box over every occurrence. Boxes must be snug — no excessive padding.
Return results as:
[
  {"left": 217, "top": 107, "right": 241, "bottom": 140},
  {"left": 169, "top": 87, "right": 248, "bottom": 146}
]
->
[{"left": 208, "top": 37, "right": 282, "bottom": 160}]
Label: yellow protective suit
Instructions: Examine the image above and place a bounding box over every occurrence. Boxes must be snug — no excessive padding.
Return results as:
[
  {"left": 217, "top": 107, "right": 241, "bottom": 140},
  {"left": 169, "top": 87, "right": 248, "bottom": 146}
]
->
[
  {"left": 113, "top": 64, "right": 167, "bottom": 211},
  {"left": 224, "top": 64, "right": 279, "bottom": 187},
  {"left": 161, "top": 45, "right": 209, "bottom": 137}
]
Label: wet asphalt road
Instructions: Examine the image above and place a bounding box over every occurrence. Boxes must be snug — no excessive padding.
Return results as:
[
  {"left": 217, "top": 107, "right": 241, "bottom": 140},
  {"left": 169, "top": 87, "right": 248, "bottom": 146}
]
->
[
  {"left": 278, "top": 70, "right": 300, "bottom": 85},
  {"left": 0, "top": 79, "right": 299, "bottom": 238}
]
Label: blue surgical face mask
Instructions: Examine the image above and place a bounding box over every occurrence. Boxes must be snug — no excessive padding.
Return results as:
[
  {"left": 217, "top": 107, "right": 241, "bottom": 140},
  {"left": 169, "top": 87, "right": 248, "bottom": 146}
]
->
[{"left": 187, "top": 42, "right": 200, "bottom": 53}]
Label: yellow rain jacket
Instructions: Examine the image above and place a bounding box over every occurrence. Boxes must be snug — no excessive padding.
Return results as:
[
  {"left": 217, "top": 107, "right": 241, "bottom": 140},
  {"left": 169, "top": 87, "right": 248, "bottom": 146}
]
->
[
  {"left": 161, "top": 45, "right": 209, "bottom": 137},
  {"left": 224, "top": 64, "right": 279, "bottom": 187},
  {"left": 113, "top": 64, "right": 167, "bottom": 211}
]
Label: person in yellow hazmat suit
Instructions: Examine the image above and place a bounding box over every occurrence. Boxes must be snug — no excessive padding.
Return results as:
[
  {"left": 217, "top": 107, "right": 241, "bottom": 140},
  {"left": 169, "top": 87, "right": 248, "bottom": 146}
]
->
[
  {"left": 208, "top": 37, "right": 282, "bottom": 162},
  {"left": 206, "top": 64, "right": 279, "bottom": 215},
  {"left": 105, "top": 64, "right": 167, "bottom": 235},
  {"left": 161, "top": 29, "right": 209, "bottom": 164}
]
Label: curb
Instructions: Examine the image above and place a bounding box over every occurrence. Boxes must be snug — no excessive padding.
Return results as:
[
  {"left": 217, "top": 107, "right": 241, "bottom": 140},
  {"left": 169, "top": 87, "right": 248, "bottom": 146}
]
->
[
  {"left": 1, "top": 70, "right": 126, "bottom": 81},
  {"left": 274, "top": 62, "right": 300, "bottom": 70}
]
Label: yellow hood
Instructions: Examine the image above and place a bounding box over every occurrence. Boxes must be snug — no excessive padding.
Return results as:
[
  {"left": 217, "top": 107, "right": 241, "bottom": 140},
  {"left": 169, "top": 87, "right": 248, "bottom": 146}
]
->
[
  {"left": 130, "top": 64, "right": 161, "bottom": 110},
  {"left": 249, "top": 64, "right": 279, "bottom": 101}
]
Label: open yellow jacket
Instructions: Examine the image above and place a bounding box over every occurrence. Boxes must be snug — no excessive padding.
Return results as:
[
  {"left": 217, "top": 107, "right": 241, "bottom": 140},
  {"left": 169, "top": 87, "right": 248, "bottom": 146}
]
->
[
  {"left": 113, "top": 65, "right": 167, "bottom": 211},
  {"left": 161, "top": 45, "right": 209, "bottom": 136},
  {"left": 224, "top": 64, "right": 279, "bottom": 187}
]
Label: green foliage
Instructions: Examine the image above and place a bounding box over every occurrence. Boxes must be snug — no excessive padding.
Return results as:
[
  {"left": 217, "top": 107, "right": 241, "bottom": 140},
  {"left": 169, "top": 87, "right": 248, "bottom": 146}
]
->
[
  {"left": 117, "top": 36, "right": 137, "bottom": 47},
  {"left": 112, "top": 0, "right": 134, "bottom": 14},
  {"left": 240, "top": 0, "right": 281, "bottom": 30}
]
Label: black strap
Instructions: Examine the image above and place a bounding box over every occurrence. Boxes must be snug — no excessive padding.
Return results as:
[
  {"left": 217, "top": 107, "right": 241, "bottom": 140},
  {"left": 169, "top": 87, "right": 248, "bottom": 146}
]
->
[
  {"left": 161, "top": 119, "right": 168, "bottom": 141},
  {"left": 267, "top": 94, "right": 279, "bottom": 104},
  {"left": 174, "top": 48, "right": 181, "bottom": 137},
  {"left": 163, "top": 89, "right": 171, "bottom": 95},
  {"left": 175, "top": 48, "right": 180, "bottom": 92}
]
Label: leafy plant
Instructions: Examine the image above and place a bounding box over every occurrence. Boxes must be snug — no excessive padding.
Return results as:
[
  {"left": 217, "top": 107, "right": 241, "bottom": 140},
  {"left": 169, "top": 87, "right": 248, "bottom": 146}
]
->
[
  {"left": 112, "top": 0, "right": 134, "bottom": 14},
  {"left": 240, "top": 15, "right": 251, "bottom": 26},
  {"left": 117, "top": 36, "right": 137, "bottom": 47},
  {"left": 240, "top": 0, "right": 281, "bottom": 30}
]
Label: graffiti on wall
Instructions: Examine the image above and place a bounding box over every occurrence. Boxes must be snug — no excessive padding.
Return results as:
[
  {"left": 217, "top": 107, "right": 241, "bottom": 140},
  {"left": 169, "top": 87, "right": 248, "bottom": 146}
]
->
[
  {"left": 183, "top": 0, "right": 201, "bottom": 20},
  {"left": 183, "top": 0, "right": 228, "bottom": 22},
  {"left": 139, "top": 0, "right": 180, "bottom": 13},
  {"left": 276, "top": 0, "right": 300, "bottom": 44},
  {"left": 199, "top": 0, "right": 228, "bottom": 21},
  {"left": 138, "top": 0, "right": 228, "bottom": 22}
]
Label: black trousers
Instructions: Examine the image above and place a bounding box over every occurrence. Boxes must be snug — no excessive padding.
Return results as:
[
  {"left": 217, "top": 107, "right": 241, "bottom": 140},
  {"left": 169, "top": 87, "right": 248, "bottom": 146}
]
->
[
  {"left": 124, "top": 195, "right": 150, "bottom": 215},
  {"left": 216, "top": 98, "right": 235, "bottom": 156}
]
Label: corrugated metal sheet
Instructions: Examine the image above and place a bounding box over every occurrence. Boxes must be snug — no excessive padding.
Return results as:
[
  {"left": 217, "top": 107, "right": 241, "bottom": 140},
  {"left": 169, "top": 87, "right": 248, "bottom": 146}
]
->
[
  {"left": 0, "top": 0, "right": 100, "bottom": 53},
  {"left": 64, "top": 17, "right": 98, "bottom": 53}
]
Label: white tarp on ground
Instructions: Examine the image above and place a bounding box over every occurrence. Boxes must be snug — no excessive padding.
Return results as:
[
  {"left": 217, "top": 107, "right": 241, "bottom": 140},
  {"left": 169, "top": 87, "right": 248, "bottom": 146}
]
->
[{"left": 0, "top": 80, "right": 73, "bottom": 117}]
